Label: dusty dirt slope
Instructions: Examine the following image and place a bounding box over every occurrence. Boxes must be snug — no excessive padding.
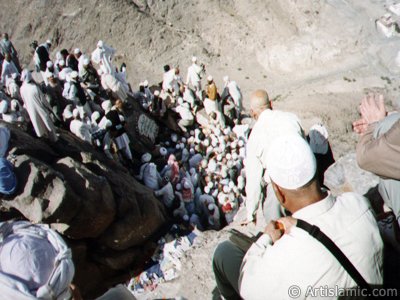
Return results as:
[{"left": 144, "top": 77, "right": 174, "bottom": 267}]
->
[{"left": 1, "top": 1, "right": 400, "bottom": 298}]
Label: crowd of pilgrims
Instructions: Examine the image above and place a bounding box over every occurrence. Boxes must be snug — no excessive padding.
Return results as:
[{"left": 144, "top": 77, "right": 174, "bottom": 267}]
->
[{"left": 0, "top": 33, "right": 249, "bottom": 231}]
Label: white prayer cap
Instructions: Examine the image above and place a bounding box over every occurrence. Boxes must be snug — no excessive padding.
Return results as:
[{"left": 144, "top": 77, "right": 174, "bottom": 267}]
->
[
  {"left": 309, "top": 123, "right": 329, "bottom": 155},
  {"left": 203, "top": 139, "right": 210, "bottom": 147},
  {"left": 216, "top": 154, "right": 222, "bottom": 162},
  {"left": 179, "top": 142, "right": 185, "bottom": 149},
  {"left": 101, "top": 101, "right": 111, "bottom": 113},
  {"left": 21, "top": 69, "right": 32, "bottom": 82},
  {"left": 207, "top": 181, "right": 214, "bottom": 189},
  {"left": 97, "top": 68, "right": 103, "bottom": 76},
  {"left": 226, "top": 153, "right": 232, "bottom": 160},
  {"left": 176, "top": 183, "right": 182, "bottom": 190},
  {"left": 208, "top": 159, "right": 217, "bottom": 173},
  {"left": 207, "top": 75, "right": 213, "bottom": 82},
  {"left": 204, "top": 186, "right": 210, "bottom": 194},
  {"left": 232, "top": 152, "right": 238, "bottom": 160},
  {"left": 141, "top": 153, "right": 152, "bottom": 163},
  {"left": 160, "top": 147, "right": 168, "bottom": 156},
  {"left": 46, "top": 61, "right": 53, "bottom": 68},
  {"left": 70, "top": 71, "right": 79, "bottom": 79},
  {"left": 181, "top": 137, "right": 187, "bottom": 143},
  {"left": 11, "top": 73, "right": 18, "bottom": 79},
  {"left": 238, "top": 139, "right": 245, "bottom": 147},
  {"left": 266, "top": 134, "right": 316, "bottom": 190},
  {"left": 183, "top": 181, "right": 191, "bottom": 189},
  {"left": 83, "top": 57, "right": 90, "bottom": 65},
  {"left": 171, "top": 133, "right": 178, "bottom": 143},
  {"left": 192, "top": 56, "right": 197, "bottom": 63},
  {"left": 177, "top": 97, "right": 184, "bottom": 105},
  {"left": 74, "top": 48, "right": 80, "bottom": 54},
  {"left": 59, "top": 59, "right": 65, "bottom": 66},
  {"left": 189, "top": 148, "right": 195, "bottom": 155},
  {"left": 46, "top": 39, "right": 52, "bottom": 45},
  {"left": 231, "top": 141, "right": 238, "bottom": 149},
  {"left": 208, "top": 204, "right": 214, "bottom": 211},
  {"left": 223, "top": 75, "right": 229, "bottom": 82},
  {"left": 223, "top": 127, "right": 231, "bottom": 135},
  {"left": 97, "top": 40, "right": 104, "bottom": 48},
  {"left": 183, "top": 214, "right": 189, "bottom": 221},
  {"left": 91, "top": 111, "right": 100, "bottom": 123},
  {"left": 72, "top": 108, "right": 79, "bottom": 118},
  {"left": 154, "top": 90, "right": 160, "bottom": 96},
  {"left": 143, "top": 80, "right": 149, "bottom": 87},
  {"left": 190, "top": 130, "right": 195, "bottom": 136},
  {"left": 223, "top": 185, "right": 230, "bottom": 193}
]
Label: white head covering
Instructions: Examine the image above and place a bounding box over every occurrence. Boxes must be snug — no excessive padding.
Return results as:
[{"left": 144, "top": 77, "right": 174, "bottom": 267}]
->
[
  {"left": 266, "top": 135, "right": 316, "bottom": 189},
  {"left": 208, "top": 204, "right": 214, "bottom": 211},
  {"left": 91, "top": 111, "right": 100, "bottom": 123},
  {"left": 72, "top": 108, "right": 79, "bottom": 118},
  {"left": 11, "top": 73, "right": 18, "bottom": 80},
  {"left": 181, "top": 137, "right": 187, "bottom": 143},
  {"left": 154, "top": 90, "right": 160, "bottom": 96},
  {"left": 203, "top": 139, "right": 210, "bottom": 147},
  {"left": 171, "top": 133, "right": 178, "bottom": 143},
  {"left": 176, "top": 183, "right": 182, "bottom": 191},
  {"left": 74, "top": 48, "right": 80, "bottom": 55},
  {"left": 207, "top": 181, "right": 214, "bottom": 189},
  {"left": 183, "top": 180, "right": 191, "bottom": 189},
  {"left": 141, "top": 153, "right": 152, "bottom": 163},
  {"left": 308, "top": 124, "right": 329, "bottom": 155},
  {"left": 0, "top": 221, "right": 74, "bottom": 300},
  {"left": 223, "top": 76, "right": 229, "bottom": 82},
  {"left": 208, "top": 159, "right": 217, "bottom": 173},
  {"left": 183, "top": 214, "right": 189, "bottom": 221},
  {"left": 21, "top": 69, "right": 32, "bottom": 83},
  {"left": 143, "top": 80, "right": 149, "bottom": 87},
  {"left": 201, "top": 159, "right": 208, "bottom": 169},
  {"left": 46, "top": 61, "right": 53, "bottom": 68},
  {"left": 83, "top": 57, "right": 90, "bottom": 65},
  {"left": 204, "top": 186, "right": 211, "bottom": 194},
  {"left": 59, "top": 59, "right": 65, "bottom": 67},
  {"left": 46, "top": 39, "right": 52, "bottom": 45},
  {"left": 192, "top": 56, "right": 197, "bottom": 63},
  {"left": 223, "top": 185, "right": 230, "bottom": 193},
  {"left": 101, "top": 100, "right": 112, "bottom": 112},
  {"left": 159, "top": 147, "right": 168, "bottom": 156},
  {"left": 97, "top": 40, "right": 104, "bottom": 48},
  {"left": 70, "top": 71, "right": 79, "bottom": 80},
  {"left": 207, "top": 75, "right": 213, "bottom": 82},
  {"left": 189, "top": 148, "right": 195, "bottom": 155}
]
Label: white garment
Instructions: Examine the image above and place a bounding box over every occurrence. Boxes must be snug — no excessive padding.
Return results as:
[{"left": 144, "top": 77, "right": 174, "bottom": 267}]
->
[
  {"left": 6, "top": 78, "right": 21, "bottom": 100},
  {"left": 225, "top": 80, "right": 242, "bottom": 111},
  {"left": 239, "top": 193, "right": 384, "bottom": 300},
  {"left": 137, "top": 162, "right": 160, "bottom": 190},
  {"left": 183, "top": 88, "right": 196, "bottom": 108},
  {"left": 154, "top": 182, "right": 174, "bottom": 208},
  {"left": 20, "top": 82, "right": 57, "bottom": 141},
  {"left": 91, "top": 44, "right": 116, "bottom": 75},
  {"left": 245, "top": 109, "right": 303, "bottom": 222},
  {"left": 175, "top": 104, "right": 194, "bottom": 121},
  {"left": 1, "top": 60, "right": 19, "bottom": 85},
  {"left": 69, "top": 119, "right": 92, "bottom": 143},
  {"left": 58, "top": 67, "right": 72, "bottom": 82},
  {"left": 185, "top": 63, "right": 202, "bottom": 87},
  {"left": 162, "top": 69, "right": 175, "bottom": 91},
  {"left": 101, "top": 73, "right": 128, "bottom": 101}
]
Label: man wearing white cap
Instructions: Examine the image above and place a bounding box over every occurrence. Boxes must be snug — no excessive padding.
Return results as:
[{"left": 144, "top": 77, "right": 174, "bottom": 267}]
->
[
  {"left": 213, "top": 134, "right": 383, "bottom": 299},
  {"left": 69, "top": 108, "right": 92, "bottom": 143},
  {"left": 185, "top": 56, "right": 204, "bottom": 100},
  {"left": 223, "top": 76, "right": 243, "bottom": 123},
  {"left": 173, "top": 98, "right": 194, "bottom": 133},
  {"left": 242, "top": 89, "right": 303, "bottom": 226},
  {"left": 20, "top": 69, "right": 58, "bottom": 142},
  {"left": 68, "top": 70, "right": 92, "bottom": 119}
]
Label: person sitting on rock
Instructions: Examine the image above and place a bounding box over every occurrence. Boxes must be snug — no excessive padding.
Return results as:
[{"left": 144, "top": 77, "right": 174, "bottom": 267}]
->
[
  {"left": 136, "top": 153, "right": 161, "bottom": 190},
  {"left": 213, "top": 134, "right": 383, "bottom": 299},
  {"left": 173, "top": 97, "right": 194, "bottom": 133}
]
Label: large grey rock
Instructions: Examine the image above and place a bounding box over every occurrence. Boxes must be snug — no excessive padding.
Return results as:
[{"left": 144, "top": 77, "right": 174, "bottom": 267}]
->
[{"left": 324, "top": 153, "right": 380, "bottom": 196}]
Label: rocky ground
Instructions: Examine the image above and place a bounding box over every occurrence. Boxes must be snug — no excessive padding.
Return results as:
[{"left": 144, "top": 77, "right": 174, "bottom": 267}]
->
[{"left": 1, "top": 0, "right": 400, "bottom": 299}]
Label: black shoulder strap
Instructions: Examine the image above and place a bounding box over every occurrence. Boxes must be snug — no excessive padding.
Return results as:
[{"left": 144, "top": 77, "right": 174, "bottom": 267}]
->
[{"left": 296, "top": 219, "right": 374, "bottom": 297}]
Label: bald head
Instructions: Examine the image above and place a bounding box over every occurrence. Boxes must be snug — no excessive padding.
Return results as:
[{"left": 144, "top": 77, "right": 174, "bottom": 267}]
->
[{"left": 250, "top": 89, "right": 271, "bottom": 119}]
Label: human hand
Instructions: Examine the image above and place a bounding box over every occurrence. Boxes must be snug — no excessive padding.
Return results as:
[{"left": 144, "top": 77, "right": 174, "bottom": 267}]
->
[
  {"left": 264, "top": 220, "right": 284, "bottom": 243},
  {"left": 277, "top": 216, "right": 297, "bottom": 234},
  {"left": 352, "top": 118, "right": 368, "bottom": 135},
  {"left": 359, "top": 93, "right": 386, "bottom": 125}
]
